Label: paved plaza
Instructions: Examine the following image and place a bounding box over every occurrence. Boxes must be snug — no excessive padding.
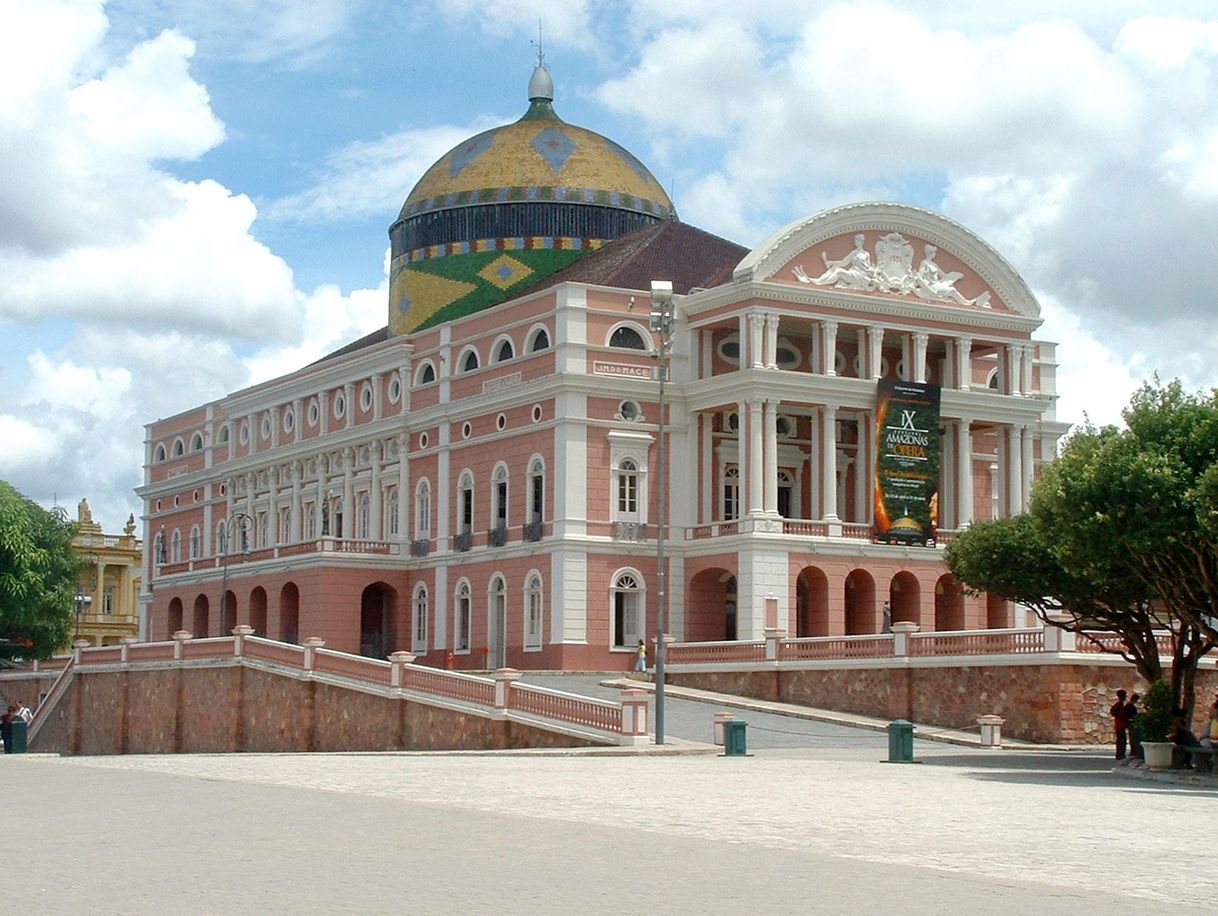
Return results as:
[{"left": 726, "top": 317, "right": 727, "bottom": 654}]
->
[{"left": 5, "top": 733, "right": 1216, "bottom": 915}]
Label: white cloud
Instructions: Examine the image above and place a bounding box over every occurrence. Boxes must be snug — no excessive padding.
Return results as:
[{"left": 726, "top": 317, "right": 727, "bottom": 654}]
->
[{"left": 432, "top": 0, "right": 599, "bottom": 49}]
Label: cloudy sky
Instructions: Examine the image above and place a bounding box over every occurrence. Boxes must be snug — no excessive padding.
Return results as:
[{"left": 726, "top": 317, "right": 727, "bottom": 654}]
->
[{"left": 2, "top": 0, "right": 1216, "bottom": 531}]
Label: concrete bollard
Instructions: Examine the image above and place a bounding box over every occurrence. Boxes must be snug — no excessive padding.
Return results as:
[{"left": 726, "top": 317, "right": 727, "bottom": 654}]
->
[
  {"left": 619, "top": 687, "right": 649, "bottom": 746},
  {"left": 977, "top": 715, "right": 1005, "bottom": 748},
  {"left": 713, "top": 711, "right": 735, "bottom": 746},
  {"left": 388, "top": 651, "right": 416, "bottom": 688},
  {"left": 492, "top": 668, "right": 522, "bottom": 709}
]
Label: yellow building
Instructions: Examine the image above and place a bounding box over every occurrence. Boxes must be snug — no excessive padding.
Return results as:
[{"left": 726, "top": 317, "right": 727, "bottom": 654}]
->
[{"left": 70, "top": 499, "right": 142, "bottom": 647}]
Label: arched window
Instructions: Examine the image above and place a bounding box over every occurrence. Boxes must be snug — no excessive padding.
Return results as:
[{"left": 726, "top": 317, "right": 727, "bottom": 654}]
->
[
  {"left": 279, "top": 507, "right": 291, "bottom": 544},
  {"left": 305, "top": 504, "right": 317, "bottom": 540},
  {"left": 611, "top": 570, "right": 644, "bottom": 649},
  {"left": 257, "top": 512, "right": 269, "bottom": 548},
  {"left": 723, "top": 466, "right": 740, "bottom": 521},
  {"left": 528, "top": 457, "right": 545, "bottom": 525},
  {"left": 454, "top": 580, "right": 472, "bottom": 653},
  {"left": 457, "top": 471, "right": 474, "bottom": 535},
  {"left": 412, "top": 584, "right": 428, "bottom": 653},
  {"left": 215, "top": 522, "right": 227, "bottom": 555},
  {"left": 172, "top": 438, "right": 185, "bottom": 458},
  {"left": 524, "top": 573, "right": 543, "bottom": 650},
  {"left": 617, "top": 458, "right": 639, "bottom": 519},
  {"left": 529, "top": 327, "right": 550, "bottom": 352},
  {"left": 491, "top": 463, "right": 508, "bottom": 533},
  {"left": 217, "top": 425, "right": 230, "bottom": 445},
  {"left": 415, "top": 479, "right": 431, "bottom": 539},
  {"left": 386, "top": 486, "right": 399, "bottom": 537},
  {"left": 154, "top": 443, "right": 167, "bottom": 462},
  {"left": 494, "top": 338, "right": 514, "bottom": 363},
  {"left": 609, "top": 325, "right": 646, "bottom": 350},
  {"left": 458, "top": 348, "right": 479, "bottom": 373},
  {"left": 190, "top": 432, "right": 204, "bottom": 452},
  {"left": 416, "top": 361, "right": 436, "bottom": 385},
  {"left": 189, "top": 526, "right": 201, "bottom": 559},
  {"left": 170, "top": 529, "right": 182, "bottom": 563},
  {"left": 358, "top": 493, "right": 370, "bottom": 539}
]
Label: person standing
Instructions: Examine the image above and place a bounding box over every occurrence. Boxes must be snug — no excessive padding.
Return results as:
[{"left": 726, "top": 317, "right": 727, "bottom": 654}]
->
[
  {"left": 634, "top": 639, "right": 647, "bottom": 673},
  {"left": 1124, "top": 692, "right": 1142, "bottom": 761},
  {"left": 1, "top": 706, "right": 13, "bottom": 754},
  {"left": 13, "top": 700, "right": 32, "bottom": 725},
  {"left": 1110, "top": 689, "right": 1130, "bottom": 760}
]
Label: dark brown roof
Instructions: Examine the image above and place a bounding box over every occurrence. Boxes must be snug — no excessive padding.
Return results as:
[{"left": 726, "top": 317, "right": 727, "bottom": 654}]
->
[
  {"left": 313, "top": 220, "right": 747, "bottom": 365},
  {"left": 514, "top": 219, "right": 747, "bottom": 298}
]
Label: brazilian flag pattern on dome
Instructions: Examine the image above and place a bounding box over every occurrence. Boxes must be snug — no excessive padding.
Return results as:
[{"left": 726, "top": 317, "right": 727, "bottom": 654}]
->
[{"left": 388, "top": 236, "right": 600, "bottom": 335}]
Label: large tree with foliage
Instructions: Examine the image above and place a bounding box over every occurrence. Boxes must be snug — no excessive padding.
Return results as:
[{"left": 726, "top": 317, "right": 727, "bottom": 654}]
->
[
  {"left": 0, "top": 481, "right": 79, "bottom": 660},
  {"left": 946, "top": 380, "right": 1218, "bottom": 719}
]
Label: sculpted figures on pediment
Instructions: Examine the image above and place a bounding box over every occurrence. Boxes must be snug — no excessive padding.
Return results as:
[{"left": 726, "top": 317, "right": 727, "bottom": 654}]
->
[{"left": 795, "top": 232, "right": 991, "bottom": 308}]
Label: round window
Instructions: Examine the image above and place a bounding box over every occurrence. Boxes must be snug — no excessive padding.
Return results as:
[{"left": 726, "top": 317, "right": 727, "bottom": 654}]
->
[
  {"left": 284, "top": 409, "right": 295, "bottom": 433},
  {"left": 717, "top": 334, "right": 741, "bottom": 365},
  {"left": 360, "top": 384, "right": 373, "bottom": 411},
  {"left": 308, "top": 400, "right": 319, "bottom": 427},
  {"left": 496, "top": 413, "right": 507, "bottom": 431},
  {"left": 388, "top": 376, "right": 401, "bottom": 404},
  {"left": 261, "top": 416, "right": 272, "bottom": 439},
  {"left": 419, "top": 432, "right": 429, "bottom": 449},
  {"left": 619, "top": 400, "right": 640, "bottom": 421},
  {"left": 727, "top": 412, "right": 739, "bottom": 432},
  {"left": 333, "top": 393, "right": 345, "bottom": 419},
  {"left": 239, "top": 422, "right": 249, "bottom": 445},
  {"left": 532, "top": 404, "right": 543, "bottom": 423},
  {"left": 462, "top": 421, "right": 472, "bottom": 439}
]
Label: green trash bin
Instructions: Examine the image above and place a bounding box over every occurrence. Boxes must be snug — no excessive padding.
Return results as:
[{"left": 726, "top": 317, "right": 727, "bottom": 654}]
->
[
  {"left": 724, "top": 718, "right": 748, "bottom": 757},
  {"left": 886, "top": 719, "right": 916, "bottom": 763},
  {"left": 10, "top": 718, "right": 28, "bottom": 754}
]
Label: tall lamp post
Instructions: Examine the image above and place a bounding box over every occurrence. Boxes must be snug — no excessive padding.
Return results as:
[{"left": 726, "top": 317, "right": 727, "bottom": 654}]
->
[
  {"left": 218, "top": 512, "right": 253, "bottom": 638},
  {"left": 649, "top": 280, "right": 674, "bottom": 745},
  {"left": 74, "top": 585, "right": 92, "bottom": 642}
]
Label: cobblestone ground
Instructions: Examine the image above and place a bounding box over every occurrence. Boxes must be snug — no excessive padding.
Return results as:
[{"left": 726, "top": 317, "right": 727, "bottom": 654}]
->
[{"left": 4, "top": 746, "right": 1215, "bottom": 914}]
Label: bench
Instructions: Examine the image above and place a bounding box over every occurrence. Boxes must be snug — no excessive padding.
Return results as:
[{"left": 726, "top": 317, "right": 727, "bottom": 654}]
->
[{"left": 1181, "top": 746, "right": 1217, "bottom": 772}]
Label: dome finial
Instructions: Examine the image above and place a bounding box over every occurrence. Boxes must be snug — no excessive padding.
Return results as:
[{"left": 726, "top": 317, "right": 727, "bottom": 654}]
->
[{"left": 528, "top": 20, "right": 553, "bottom": 102}]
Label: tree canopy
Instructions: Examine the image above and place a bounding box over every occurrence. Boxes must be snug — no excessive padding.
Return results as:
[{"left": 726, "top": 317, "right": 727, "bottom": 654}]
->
[
  {"left": 0, "top": 480, "right": 79, "bottom": 660},
  {"left": 946, "top": 380, "right": 1218, "bottom": 717}
]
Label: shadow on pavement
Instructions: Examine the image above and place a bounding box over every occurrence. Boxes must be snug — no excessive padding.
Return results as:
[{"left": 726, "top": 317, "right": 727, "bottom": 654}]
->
[{"left": 922, "top": 752, "right": 1218, "bottom": 793}]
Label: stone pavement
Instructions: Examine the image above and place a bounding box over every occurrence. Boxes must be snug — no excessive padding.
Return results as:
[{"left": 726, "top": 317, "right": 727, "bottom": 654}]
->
[{"left": 4, "top": 741, "right": 1216, "bottom": 914}]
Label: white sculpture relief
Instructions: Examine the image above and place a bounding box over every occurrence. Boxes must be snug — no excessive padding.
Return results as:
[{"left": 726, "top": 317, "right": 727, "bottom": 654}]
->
[{"left": 795, "top": 233, "right": 991, "bottom": 308}]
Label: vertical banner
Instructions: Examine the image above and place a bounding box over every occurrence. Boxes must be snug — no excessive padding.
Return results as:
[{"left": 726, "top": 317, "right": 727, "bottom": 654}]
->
[{"left": 873, "top": 380, "right": 941, "bottom": 546}]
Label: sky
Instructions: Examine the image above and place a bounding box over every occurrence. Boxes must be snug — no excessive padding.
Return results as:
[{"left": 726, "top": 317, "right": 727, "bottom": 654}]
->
[{"left": 1, "top": 0, "right": 1217, "bottom": 531}]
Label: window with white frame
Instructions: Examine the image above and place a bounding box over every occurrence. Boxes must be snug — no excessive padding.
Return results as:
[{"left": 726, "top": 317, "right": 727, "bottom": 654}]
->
[
  {"left": 491, "top": 463, "right": 508, "bottom": 531},
  {"left": 458, "top": 348, "right": 479, "bottom": 373},
  {"left": 357, "top": 493, "right": 370, "bottom": 539},
  {"left": 257, "top": 512, "right": 269, "bottom": 548},
  {"left": 528, "top": 458, "right": 544, "bottom": 524},
  {"left": 214, "top": 523, "right": 226, "bottom": 555},
  {"left": 415, "top": 479, "right": 431, "bottom": 539},
  {"left": 305, "top": 504, "right": 317, "bottom": 540},
  {"left": 611, "top": 570, "right": 644, "bottom": 649},
  {"left": 103, "top": 587, "right": 114, "bottom": 615},
  {"left": 455, "top": 580, "right": 471, "bottom": 652},
  {"left": 494, "top": 338, "right": 514, "bottom": 363},
  {"left": 609, "top": 432, "right": 651, "bottom": 525},
  {"left": 412, "top": 584, "right": 428, "bottom": 653},
  {"left": 189, "top": 526, "right": 200, "bottom": 559},
  {"left": 457, "top": 471, "right": 474, "bottom": 535},
  {"left": 386, "top": 486, "right": 399, "bottom": 537},
  {"left": 529, "top": 327, "right": 550, "bottom": 352},
  {"left": 279, "top": 507, "right": 291, "bottom": 544},
  {"left": 723, "top": 466, "right": 740, "bottom": 520},
  {"left": 608, "top": 324, "right": 647, "bottom": 350},
  {"left": 524, "top": 574, "right": 543, "bottom": 650},
  {"left": 170, "top": 529, "right": 181, "bottom": 563},
  {"left": 616, "top": 458, "right": 640, "bottom": 520},
  {"left": 777, "top": 469, "right": 795, "bottom": 518}
]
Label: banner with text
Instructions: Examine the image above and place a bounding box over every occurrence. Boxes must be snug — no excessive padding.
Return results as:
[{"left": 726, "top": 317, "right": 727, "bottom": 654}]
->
[{"left": 873, "top": 380, "right": 940, "bottom": 547}]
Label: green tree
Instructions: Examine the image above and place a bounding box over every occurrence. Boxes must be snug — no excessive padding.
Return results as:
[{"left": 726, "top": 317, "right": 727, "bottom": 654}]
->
[
  {"left": 946, "top": 380, "right": 1218, "bottom": 720},
  {"left": 0, "top": 480, "right": 80, "bottom": 660}
]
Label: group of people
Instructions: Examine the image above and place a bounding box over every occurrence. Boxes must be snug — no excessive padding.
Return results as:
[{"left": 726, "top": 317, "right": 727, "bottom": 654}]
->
[
  {"left": 1110, "top": 689, "right": 1142, "bottom": 761},
  {"left": 1, "top": 700, "right": 33, "bottom": 754}
]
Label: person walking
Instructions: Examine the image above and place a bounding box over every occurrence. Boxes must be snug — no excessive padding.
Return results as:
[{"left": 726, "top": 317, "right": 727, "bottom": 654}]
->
[
  {"left": 1110, "top": 689, "right": 1130, "bottom": 760},
  {"left": 634, "top": 639, "right": 647, "bottom": 673}
]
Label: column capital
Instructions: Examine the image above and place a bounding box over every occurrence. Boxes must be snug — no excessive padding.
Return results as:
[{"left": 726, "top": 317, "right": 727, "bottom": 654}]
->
[
  {"left": 821, "top": 318, "right": 838, "bottom": 332},
  {"left": 912, "top": 331, "right": 929, "bottom": 345}
]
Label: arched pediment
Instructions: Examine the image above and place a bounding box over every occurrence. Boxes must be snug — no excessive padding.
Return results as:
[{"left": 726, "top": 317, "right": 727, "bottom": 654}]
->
[{"left": 733, "top": 202, "right": 1040, "bottom": 319}]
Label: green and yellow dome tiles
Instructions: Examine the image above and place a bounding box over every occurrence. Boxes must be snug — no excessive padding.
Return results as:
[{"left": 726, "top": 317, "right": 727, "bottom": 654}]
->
[{"left": 388, "top": 64, "right": 675, "bottom": 335}]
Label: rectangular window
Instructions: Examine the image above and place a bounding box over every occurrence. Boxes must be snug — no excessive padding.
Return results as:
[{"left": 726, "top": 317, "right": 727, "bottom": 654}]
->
[
  {"left": 530, "top": 474, "right": 543, "bottom": 523},
  {"left": 496, "top": 481, "right": 508, "bottom": 526},
  {"left": 456, "top": 596, "right": 471, "bottom": 652},
  {"left": 102, "top": 587, "right": 114, "bottom": 615},
  {"left": 525, "top": 589, "right": 542, "bottom": 650},
  {"left": 461, "top": 488, "right": 473, "bottom": 534}
]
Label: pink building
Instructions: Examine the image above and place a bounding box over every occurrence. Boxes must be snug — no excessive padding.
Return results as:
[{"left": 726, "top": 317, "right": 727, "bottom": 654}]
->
[{"left": 139, "top": 65, "right": 1069, "bottom": 670}]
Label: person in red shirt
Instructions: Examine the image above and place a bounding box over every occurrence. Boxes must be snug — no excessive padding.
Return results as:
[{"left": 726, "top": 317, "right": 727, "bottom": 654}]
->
[{"left": 1110, "top": 689, "right": 1131, "bottom": 760}]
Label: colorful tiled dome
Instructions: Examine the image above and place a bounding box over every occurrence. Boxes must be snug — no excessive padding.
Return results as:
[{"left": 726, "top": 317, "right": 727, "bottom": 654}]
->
[{"left": 388, "top": 65, "right": 675, "bottom": 335}]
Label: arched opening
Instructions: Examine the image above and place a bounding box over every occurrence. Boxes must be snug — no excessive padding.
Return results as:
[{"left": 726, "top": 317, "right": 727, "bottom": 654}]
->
[
  {"left": 279, "top": 583, "right": 300, "bottom": 644},
  {"left": 167, "top": 597, "right": 184, "bottom": 636},
  {"left": 685, "top": 568, "right": 736, "bottom": 642},
  {"left": 986, "top": 592, "right": 1010, "bottom": 629},
  {"left": 796, "top": 567, "right": 830, "bottom": 636},
  {"left": 220, "top": 590, "right": 237, "bottom": 636},
  {"left": 249, "top": 587, "right": 268, "bottom": 636},
  {"left": 844, "top": 569, "right": 877, "bottom": 635},
  {"left": 889, "top": 572, "right": 921, "bottom": 628},
  {"left": 611, "top": 570, "right": 644, "bottom": 649},
  {"left": 190, "top": 594, "right": 208, "bottom": 638},
  {"left": 488, "top": 576, "right": 507, "bottom": 668},
  {"left": 934, "top": 574, "right": 965, "bottom": 631},
  {"left": 359, "top": 582, "right": 398, "bottom": 658}
]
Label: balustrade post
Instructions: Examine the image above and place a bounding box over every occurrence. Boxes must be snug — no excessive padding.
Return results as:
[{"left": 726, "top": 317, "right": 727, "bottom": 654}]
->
[
  {"left": 977, "top": 715, "right": 1005, "bottom": 748},
  {"left": 619, "top": 687, "right": 649, "bottom": 746},
  {"left": 389, "top": 650, "right": 416, "bottom": 688},
  {"left": 764, "top": 627, "right": 786, "bottom": 662},
  {"left": 303, "top": 637, "right": 326, "bottom": 671},
  {"left": 172, "top": 630, "right": 192, "bottom": 660},
  {"left": 73, "top": 639, "right": 90, "bottom": 664},
  {"left": 713, "top": 710, "right": 735, "bottom": 746},
  {"left": 232, "top": 624, "right": 255, "bottom": 658},
  {"left": 493, "top": 668, "right": 522, "bottom": 709},
  {"left": 1043, "top": 615, "right": 1075, "bottom": 653},
  {"left": 891, "top": 622, "right": 920, "bottom": 657},
  {"left": 119, "top": 635, "right": 138, "bottom": 663}
]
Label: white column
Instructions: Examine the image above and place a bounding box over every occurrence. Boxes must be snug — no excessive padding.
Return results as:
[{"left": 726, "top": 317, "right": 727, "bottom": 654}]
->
[
  {"left": 344, "top": 382, "right": 355, "bottom": 429},
  {"left": 1006, "top": 345, "right": 1022, "bottom": 396},
  {"left": 956, "top": 337, "right": 972, "bottom": 390},
  {"left": 246, "top": 413, "right": 257, "bottom": 454},
  {"left": 738, "top": 315, "right": 748, "bottom": 368},
  {"left": 1022, "top": 344, "right": 1035, "bottom": 395},
  {"left": 822, "top": 320, "right": 838, "bottom": 376},
  {"left": 868, "top": 326, "right": 884, "bottom": 380},
  {"left": 315, "top": 463, "right": 326, "bottom": 536},
  {"left": 854, "top": 414, "right": 871, "bottom": 522},
  {"left": 764, "top": 313, "right": 779, "bottom": 369},
  {"left": 957, "top": 418, "right": 973, "bottom": 527},
  {"left": 1007, "top": 425, "right": 1022, "bottom": 514},
  {"left": 397, "top": 435, "right": 410, "bottom": 540},
  {"left": 737, "top": 399, "right": 749, "bottom": 514},
  {"left": 809, "top": 408, "right": 821, "bottom": 518},
  {"left": 1021, "top": 425, "right": 1034, "bottom": 509},
  {"left": 267, "top": 467, "right": 279, "bottom": 547},
  {"left": 290, "top": 462, "right": 302, "bottom": 542},
  {"left": 748, "top": 398, "right": 764, "bottom": 515},
  {"left": 291, "top": 398, "right": 302, "bottom": 443},
  {"left": 856, "top": 328, "right": 867, "bottom": 378},
  {"left": 763, "top": 400, "right": 778, "bottom": 515},
  {"left": 342, "top": 449, "right": 355, "bottom": 537},
  {"left": 912, "top": 332, "right": 929, "bottom": 384},
  {"left": 269, "top": 406, "right": 279, "bottom": 450},
  {"left": 319, "top": 391, "right": 329, "bottom": 435},
  {"left": 398, "top": 366, "right": 410, "bottom": 415},
  {"left": 369, "top": 441, "right": 383, "bottom": 539},
  {"left": 750, "top": 314, "right": 765, "bottom": 368},
  {"left": 700, "top": 412, "right": 712, "bottom": 523},
  {"left": 371, "top": 373, "right": 383, "bottom": 420},
  {"left": 821, "top": 405, "right": 839, "bottom": 521}
]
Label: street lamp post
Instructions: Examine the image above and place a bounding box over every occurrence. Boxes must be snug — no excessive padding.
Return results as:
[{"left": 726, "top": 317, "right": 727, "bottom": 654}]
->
[
  {"left": 218, "top": 512, "right": 253, "bottom": 638},
  {"left": 649, "top": 280, "right": 674, "bottom": 745},
  {"left": 74, "top": 585, "right": 92, "bottom": 642}
]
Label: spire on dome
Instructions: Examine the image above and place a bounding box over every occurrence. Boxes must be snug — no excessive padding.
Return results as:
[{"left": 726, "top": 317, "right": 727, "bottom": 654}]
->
[{"left": 522, "top": 25, "right": 559, "bottom": 121}]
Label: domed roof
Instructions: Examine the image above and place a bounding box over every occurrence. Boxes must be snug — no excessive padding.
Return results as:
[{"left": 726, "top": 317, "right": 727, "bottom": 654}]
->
[
  {"left": 387, "top": 65, "right": 676, "bottom": 336},
  {"left": 397, "top": 67, "right": 674, "bottom": 224}
]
